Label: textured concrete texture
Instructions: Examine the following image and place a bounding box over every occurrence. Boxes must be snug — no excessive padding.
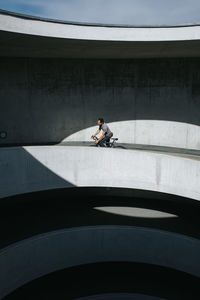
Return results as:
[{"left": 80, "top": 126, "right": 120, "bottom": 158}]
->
[
  {"left": 1, "top": 9, "right": 200, "bottom": 298},
  {"left": 0, "top": 225, "right": 200, "bottom": 299},
  {"left": 77, "top": 294, "right": 164, "bottom": 300},
  {"left": 63, "top": 120, "right": 200, "bottom": 150},
  {"left": 0, "top": 145, "right": 200, "bottom": 200},
  {"left": 2, "top": 9, "right": 200, "bottom": 58},
  {"left": 1, "top": 57, "right": 200, "bottom": 149},
  {"left": 2, "top": 9, "right": 200, "bottom": 41}
]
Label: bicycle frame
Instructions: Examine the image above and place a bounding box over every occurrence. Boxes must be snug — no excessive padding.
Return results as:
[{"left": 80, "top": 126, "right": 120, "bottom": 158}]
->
[{"left": 91, "top": 136, "right": 118, "bottom": 148}]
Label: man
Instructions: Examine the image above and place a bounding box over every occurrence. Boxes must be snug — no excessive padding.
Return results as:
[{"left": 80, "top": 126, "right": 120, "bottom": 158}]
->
[{"left": 91, "top": 118, "right": 113, "bottom": 147}]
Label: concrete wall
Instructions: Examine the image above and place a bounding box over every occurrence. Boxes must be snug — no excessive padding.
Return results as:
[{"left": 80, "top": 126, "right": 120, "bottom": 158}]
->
[
  {"left": 64, "top": 120, "right": 200, "bottom": 150},
  {"left": 0, "top": 10, "right": 200, "bottom": 42},
  {"left": 1, "top": 225, "right": 200, "bottom": 299},
  {"left": 2, "top": 10, "right": 200, "bottom": 42},
  {"left": 1, "top": 145, "right": 200, "bottom": 200},
  {"left": 1, "top": 57, "right": 200, "bottom": 149}
]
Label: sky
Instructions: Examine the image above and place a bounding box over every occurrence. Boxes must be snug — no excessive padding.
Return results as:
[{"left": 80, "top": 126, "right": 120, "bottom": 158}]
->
[{"left": 0, "top": 0, "right": 200, "bottom": 26}]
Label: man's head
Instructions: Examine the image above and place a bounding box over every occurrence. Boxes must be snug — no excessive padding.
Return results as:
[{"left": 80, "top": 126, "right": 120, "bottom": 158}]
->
[{"left": 98, "top": 118, "right": 104, "bottom": 126}]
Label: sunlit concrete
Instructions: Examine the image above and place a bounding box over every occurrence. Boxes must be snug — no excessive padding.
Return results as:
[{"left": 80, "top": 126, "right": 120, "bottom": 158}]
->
[
  {"left": 63, "top": 120, "right": 200, "bottom": 150},
  {"left": 2, "top": 9, "right": 200, "bottom": 58},
  {"left": 1, "top": 56, "right": 200, "bottom": 146},
  {"left": 0, "top": 225, "right": 200, "bottom": 299},
  {"left": 1, "top": 9, "right": 200, "bottom": 42},
  {"left": 94, "top": 206, "right": 178, "bottom": 218},
  {"left": 1, "top": 145, "right": 200, "bottom": 200},
  {"left": 1, "top": 8, "right": 200, "bottom": 299}
]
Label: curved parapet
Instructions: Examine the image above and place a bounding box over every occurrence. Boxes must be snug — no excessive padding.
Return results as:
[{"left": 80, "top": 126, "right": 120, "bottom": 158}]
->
[
  {"left": 63, "top": 120, "right": 200, "bottom": 150},
  {"left": 1, "top": 225, "right": 200, "bottom": 299},
  {"left": 1, "top": 8, "right": 200, "bottom": 41},
  {"left": 1, "top": 9, "right": 200, "bottom": 57},
  {"left": 1, "top": 10, "right": 200, "bottom": 146},
  {"left": 1, "top": 9, "right": 200, "bottom": 299},
  {"left": 1, "top": 145, "right": 200, "bottom": 201}
]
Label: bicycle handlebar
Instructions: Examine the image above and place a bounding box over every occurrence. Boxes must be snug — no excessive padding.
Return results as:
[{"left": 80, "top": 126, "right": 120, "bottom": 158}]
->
[
  {"left": 91, "top": 136, "right": 98, "bottom": 141},
  {"left": 91, "top": 135, "right": 118, "bottom": 148}
]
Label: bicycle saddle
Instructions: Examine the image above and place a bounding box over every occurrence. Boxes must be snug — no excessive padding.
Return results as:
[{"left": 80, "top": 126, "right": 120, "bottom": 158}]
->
[{"left": 111, "top": 138, "right": 118, "bottom": 141}]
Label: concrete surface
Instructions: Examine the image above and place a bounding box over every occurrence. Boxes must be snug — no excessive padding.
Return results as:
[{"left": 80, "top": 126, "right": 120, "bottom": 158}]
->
[
  {"left": 1, "top": 57, "right": 200, "bottom": 147},
  {"left": 94, "top": 206, "right": 178, "bottom": 218},
  {"left": 78, "top": 294, "right": 165, "bottom": 300},
  {"left": 1, "top": 186, "right": 200, "bottom": 250},
  {"left": 1, "top": 9, "right": 200, "bottom": 299},
  {"left": 60, "top": 141, "right": 200, "bottom": 158},
  {"left": 63, "top": 120, "right": 200, "bottom": 150},
  {"left": 0, "top": 225, "right": 200, "bottom": 299},
  {"left": 2, "top": 9, "right": 200, "bottom": 42},
  {"left": 2, "top": 9, "right": 200, "bottom": 58},
  {"left": 1, "top": 145, "right": 200, "bottom": 200}
]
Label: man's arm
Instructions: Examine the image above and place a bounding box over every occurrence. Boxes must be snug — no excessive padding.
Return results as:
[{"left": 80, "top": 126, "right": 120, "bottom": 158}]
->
[
  {"left": 91, "top": 128, "right": 100, "bottom": 137},
  {"left": 96, "top": 131, "right": 106, "bottom": 143}
]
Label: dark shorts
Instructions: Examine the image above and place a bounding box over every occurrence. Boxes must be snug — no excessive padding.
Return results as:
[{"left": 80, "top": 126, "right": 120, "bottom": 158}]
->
[{"left": 98, "top": 133, "right": 113, "bottom": 147}]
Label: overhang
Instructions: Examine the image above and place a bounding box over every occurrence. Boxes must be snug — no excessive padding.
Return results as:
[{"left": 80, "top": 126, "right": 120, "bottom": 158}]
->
[{"left": 1, "top": 9, "right": 200, "bottom": 58}]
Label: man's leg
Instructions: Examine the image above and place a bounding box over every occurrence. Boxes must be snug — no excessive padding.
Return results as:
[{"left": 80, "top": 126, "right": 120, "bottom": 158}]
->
[
  {"left": 98, "top": 135, "right": 112, "bottom": 147},
  {"left": 105, "top": 136, "right": 111, "bottom": 146},
  {"left": 105, "top": 133, "right": 113, "bottom": 146},
  {"left": 98, "top": 136, "right": 107, "bottom": 147}
]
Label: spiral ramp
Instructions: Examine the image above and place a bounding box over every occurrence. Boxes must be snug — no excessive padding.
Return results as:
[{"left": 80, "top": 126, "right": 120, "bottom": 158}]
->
[{"left": 1, "top": 9, "right": 200, "bottom": 299}]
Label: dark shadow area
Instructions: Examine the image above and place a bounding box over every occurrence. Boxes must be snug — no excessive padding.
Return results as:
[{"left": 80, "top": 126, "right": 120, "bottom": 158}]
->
[
  {"left": 1, "top": 187, "right": 200, "bottom": 249},
  {"left": 1, "top": 57, "right": 200, "bottom": 145},
  {"left": 0, "top": 146, "right": 74, "bottom": 199},
  {"left": 2, "top": 28, "right": 200, "bottom": 59},
  {"left": 4, "top": 262, "right": 200, "bottom": 299}
]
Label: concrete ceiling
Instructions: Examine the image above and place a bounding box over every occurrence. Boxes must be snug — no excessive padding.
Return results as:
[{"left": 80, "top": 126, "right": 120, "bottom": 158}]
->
[{"left": 1, "top": 9, "right": 200, "bottom": 58}]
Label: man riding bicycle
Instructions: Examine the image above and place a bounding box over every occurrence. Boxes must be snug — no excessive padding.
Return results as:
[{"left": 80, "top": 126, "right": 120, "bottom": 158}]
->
[{"left": 91, "top": 118, "right": 113, "bottom": 147}]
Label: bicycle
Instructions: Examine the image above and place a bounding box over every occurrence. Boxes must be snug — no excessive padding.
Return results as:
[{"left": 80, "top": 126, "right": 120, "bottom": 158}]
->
[{"left": 91, "top": 135, "right": 118, "bottom": 148}]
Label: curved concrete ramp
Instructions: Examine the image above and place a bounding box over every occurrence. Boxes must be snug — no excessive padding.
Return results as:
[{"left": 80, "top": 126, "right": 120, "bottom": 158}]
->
[
  {"left": 1, "top": 145, "right": 200, "bottom": 200},
  {"left": 1, "top": 9, "right": 200, "bottom": 57},
  {"left": 79, "top": 294, "right": 165, "bottom": 300},
  {"left": 1, "top": 8, "right": 200, "bottom": 299},
  {"left": 0, "top": 225, "right": 200, "bottom": 299},
  {"left": 1, "top": 9, "right": 200, "bottom": 42},
  {"left": 63, "top": 120, "right": 200, "bottom": 150}
]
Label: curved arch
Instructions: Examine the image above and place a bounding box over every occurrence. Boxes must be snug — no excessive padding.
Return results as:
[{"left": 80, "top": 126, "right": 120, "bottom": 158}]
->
[
  {"left": 1, "top": 146, "right": 200, "bottom": 200},
  {"left": 0, "top": 225, "right": 200, "bottom": 299},
  {"left": 6, "top": 262, "right": 199, "bottom": 299},
  {"left": 1, "top": 9, "right": 200, "bottom": 42},
  {"left": 1, "top": 9, "right": 200, "bottom": 58},
  {"left": 62, "top": 120, "right": 200, "bottom": 150}
]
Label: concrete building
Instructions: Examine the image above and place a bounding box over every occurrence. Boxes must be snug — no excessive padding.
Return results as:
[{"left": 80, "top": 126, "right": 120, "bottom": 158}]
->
[{"left": 0, "top": 9, "right": 200, "bottom": 299}]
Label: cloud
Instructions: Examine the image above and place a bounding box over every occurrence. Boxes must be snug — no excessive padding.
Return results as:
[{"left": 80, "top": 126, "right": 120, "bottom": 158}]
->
[{"left": 0, "top": 0, "right": 200, "bottom": 25}]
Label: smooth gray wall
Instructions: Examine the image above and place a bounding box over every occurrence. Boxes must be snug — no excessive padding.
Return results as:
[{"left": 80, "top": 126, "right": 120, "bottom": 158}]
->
[{"left": 0, "top": 57, "right": 200, "bottom": 145}]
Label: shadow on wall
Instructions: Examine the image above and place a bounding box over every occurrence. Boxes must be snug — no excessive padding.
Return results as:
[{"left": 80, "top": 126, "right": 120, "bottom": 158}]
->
[
  {"left": 1, "top": 147, "right": 200, "bottom": 298},
  {"left": 1, "top": 141, "right": 200, "bottom": 239},
  {"left": 1, "top": 57, "right": 200, "bottom": 145},
  {"left": 1, "top": 225, "right": 200, "bottom": 299},
  {"left": 62, "top": 120, "right": 200, "bottom": 150},
  {"left": 0, "top": 146, "right": 74, "bottom": 199},
  {"left": 2, "top": 183, "right": 200, "bottom": 246},
  {"left": 2, "top": 183, "right": 200, "bottom": 253},
  {"left": 4, "top": 262, "right": 200, "bottom": 300},
  {"left": 1, "top": 144, "right": 200, "bottom": 200}
]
